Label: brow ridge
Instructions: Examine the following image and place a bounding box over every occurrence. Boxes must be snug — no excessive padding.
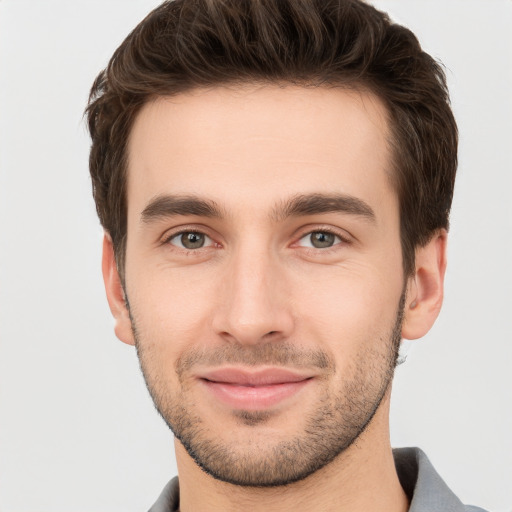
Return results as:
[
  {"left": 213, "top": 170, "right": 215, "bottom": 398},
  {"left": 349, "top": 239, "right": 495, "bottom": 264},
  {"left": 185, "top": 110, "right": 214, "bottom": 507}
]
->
[
  {"left": 140, "top": 192, "right": 375, "bottom": 224},
  {"left": 141, "top": 194, "right": 223, "bottom": 223},
  {"left": 272, "top": 193, "right": 376, "bottom": 222}
]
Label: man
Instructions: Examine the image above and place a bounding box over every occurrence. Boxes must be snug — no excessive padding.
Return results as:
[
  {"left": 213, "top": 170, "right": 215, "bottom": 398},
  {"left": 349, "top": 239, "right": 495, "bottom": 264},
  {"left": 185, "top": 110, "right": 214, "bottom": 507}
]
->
[{"left": 85, "top": 0, "right": 487, "bottom": 510}]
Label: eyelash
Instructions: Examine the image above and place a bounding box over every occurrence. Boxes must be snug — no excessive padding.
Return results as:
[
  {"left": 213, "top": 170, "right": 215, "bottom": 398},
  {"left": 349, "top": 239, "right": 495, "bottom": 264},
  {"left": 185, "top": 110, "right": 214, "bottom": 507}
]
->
[
  {"left": 294, "top": 227, "right": 351, "bottom": 251},
  {"left": 161, "top": 226, "right": 352, "bottom": 253},
  {"left": 162, "top": 228, "right": 217, "bottom": 251}
]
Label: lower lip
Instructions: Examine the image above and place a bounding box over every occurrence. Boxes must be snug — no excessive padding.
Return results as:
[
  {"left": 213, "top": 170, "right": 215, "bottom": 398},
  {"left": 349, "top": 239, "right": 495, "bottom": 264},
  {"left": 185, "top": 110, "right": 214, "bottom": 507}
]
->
[{"left": 201, "top": 379, "right": 311, "bottom": 410}]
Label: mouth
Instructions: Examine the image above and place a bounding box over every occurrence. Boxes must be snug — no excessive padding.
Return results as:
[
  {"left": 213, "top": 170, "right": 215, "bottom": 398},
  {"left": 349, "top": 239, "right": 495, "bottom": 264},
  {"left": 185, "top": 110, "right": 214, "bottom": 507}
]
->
[{"left": 197, "top": 367, "right": 314, "bottom": 410}]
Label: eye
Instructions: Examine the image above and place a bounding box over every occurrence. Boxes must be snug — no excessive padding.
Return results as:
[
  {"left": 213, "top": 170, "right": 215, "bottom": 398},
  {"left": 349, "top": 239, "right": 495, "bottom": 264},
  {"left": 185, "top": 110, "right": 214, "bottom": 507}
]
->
[
  {"left": 168, "top": 231, "right": 214, "bottom": 250},
  {"left": 297, "top": 231, "right": 342, "bottom": 249}
]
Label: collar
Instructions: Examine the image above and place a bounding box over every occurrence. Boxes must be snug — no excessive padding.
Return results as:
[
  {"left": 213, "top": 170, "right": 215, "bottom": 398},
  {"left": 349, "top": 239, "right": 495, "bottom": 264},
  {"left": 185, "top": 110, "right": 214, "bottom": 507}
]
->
[{"left": 394, "top": 447, "right": 471, "bottom": 512}]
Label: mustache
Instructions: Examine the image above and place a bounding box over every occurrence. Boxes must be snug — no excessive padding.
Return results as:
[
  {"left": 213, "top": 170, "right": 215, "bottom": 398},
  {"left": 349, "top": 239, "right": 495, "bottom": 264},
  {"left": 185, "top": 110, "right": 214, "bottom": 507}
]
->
[{"left": 175, "top": 342, "right": 335, "bottom": 378}]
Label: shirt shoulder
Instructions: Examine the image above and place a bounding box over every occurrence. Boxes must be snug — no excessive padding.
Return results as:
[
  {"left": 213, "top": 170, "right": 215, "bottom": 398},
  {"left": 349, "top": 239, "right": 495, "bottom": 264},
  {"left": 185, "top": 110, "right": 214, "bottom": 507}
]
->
[
  {"left": 393, "top": 447, "right": 489, "bottom": 512},
  {"left": 147, "top": 476, "right": 180, "bottom": 512}
]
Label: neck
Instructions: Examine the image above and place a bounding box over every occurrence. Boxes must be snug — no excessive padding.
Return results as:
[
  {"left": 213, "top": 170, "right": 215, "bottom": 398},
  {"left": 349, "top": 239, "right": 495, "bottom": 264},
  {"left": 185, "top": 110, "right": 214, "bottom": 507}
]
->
[{"left": 175, "top": 396, "right": 408, "bottom": 512}]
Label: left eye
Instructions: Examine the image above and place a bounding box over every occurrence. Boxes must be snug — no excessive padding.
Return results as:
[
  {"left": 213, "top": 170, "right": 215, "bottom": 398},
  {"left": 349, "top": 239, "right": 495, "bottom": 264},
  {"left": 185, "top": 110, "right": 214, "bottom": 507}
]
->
[
  {"left": 168, "top": 232, "right": 214, "bottom": 250},
  {"left": 297, "top": 231, "right": 342, "bottom": 249}
]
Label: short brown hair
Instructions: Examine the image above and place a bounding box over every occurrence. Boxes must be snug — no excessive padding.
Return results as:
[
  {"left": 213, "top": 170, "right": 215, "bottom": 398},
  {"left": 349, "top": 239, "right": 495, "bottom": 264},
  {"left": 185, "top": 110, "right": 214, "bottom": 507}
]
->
[{"left": 86, "top": 0, "right": 457, "bottom": 277}]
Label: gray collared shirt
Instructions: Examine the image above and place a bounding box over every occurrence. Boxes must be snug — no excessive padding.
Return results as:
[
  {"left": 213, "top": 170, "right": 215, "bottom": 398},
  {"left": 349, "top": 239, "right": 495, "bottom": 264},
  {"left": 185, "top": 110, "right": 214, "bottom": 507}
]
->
[{"left": 148, "top": 447, "right": 488, "bottom": 512}]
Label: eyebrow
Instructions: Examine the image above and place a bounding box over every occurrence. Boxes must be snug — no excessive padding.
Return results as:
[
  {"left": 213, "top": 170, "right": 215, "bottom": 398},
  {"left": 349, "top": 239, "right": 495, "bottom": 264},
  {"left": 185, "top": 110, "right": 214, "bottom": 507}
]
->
[
  {"left": 140, "top": 192, "right": 375, "bottom": 224},
  {"left": 272, "top": 193, "right": 376, "bottom": 223},
  {"left": 141, "top": 195, "right": 224, "bottom": 223}
]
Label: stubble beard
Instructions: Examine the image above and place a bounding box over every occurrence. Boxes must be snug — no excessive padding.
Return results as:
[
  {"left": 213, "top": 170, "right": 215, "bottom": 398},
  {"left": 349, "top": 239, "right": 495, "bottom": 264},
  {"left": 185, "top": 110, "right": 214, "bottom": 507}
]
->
[{"left": 131, "top": 293, "right": 404, "bottom": 488}]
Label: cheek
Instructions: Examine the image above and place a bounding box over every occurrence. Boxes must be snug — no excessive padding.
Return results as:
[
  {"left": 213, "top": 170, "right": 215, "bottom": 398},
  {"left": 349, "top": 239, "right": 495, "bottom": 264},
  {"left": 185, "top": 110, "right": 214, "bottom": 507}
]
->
[
  {"left": 125, "top": 243, "right": 404, "bottom": 370},
  {"left": 126, "top": 264, "right": 219, "bottom": 359},
  {"left": 290, "top": 263, "right": 403, "bottom": 355}
]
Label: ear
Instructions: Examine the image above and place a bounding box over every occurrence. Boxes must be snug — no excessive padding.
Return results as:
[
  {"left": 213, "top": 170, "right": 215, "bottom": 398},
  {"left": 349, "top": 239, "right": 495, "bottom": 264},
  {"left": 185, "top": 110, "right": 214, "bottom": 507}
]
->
[
  {"left": 402, "top": 230, "right": 447, "bottom": 340},
  {"left": 102, "top": 233, "right": 135, "bottom": 346}
]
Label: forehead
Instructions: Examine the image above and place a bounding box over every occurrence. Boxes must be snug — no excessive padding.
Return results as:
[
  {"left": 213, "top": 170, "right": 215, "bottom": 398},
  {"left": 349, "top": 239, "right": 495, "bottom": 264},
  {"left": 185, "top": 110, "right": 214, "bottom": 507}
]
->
[{"left": 126, "top": 85, "right": 394, "bottom": 218}]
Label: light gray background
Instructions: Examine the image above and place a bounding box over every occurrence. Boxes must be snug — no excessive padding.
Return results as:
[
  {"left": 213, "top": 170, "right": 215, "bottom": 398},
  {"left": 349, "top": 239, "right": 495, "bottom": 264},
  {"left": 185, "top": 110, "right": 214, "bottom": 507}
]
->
[{"left": 0, "top": 1, "right": 511, "bottom": 511}]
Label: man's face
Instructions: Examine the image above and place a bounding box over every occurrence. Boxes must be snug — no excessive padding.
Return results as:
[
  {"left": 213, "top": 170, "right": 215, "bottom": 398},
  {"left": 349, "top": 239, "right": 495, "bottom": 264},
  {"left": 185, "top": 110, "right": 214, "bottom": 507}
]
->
[{"left": 121, "top": 85, "right": 406, "bottom": 486}]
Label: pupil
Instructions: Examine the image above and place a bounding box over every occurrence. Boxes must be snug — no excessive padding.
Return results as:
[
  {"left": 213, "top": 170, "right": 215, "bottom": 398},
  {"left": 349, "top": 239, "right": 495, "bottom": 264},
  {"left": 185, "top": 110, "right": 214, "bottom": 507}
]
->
[
  {"left": 311, "top": 232, "right": 334, "bottom": 248},
  {"left": 182, "top": 232, "right": 204, "bottom": 249}
]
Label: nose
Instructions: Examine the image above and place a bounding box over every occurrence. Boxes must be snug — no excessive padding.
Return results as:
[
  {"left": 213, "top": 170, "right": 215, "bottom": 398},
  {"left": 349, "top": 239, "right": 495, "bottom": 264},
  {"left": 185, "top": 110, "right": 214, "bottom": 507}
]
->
[{"left": 212, "top": 245, "right": 294, "bottom": 345}]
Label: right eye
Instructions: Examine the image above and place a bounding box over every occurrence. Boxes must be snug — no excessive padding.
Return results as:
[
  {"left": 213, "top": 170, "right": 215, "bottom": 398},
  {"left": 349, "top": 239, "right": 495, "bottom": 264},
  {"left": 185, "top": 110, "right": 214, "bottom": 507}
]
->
[{"left": 167, "top": 231, "right": 214, "bottom": 250}]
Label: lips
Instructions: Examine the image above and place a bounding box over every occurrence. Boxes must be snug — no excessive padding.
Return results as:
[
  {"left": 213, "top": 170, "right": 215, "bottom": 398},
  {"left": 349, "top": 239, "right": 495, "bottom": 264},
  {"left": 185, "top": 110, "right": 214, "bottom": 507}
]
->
[{"left": 197, "top": 368, "right": 313, "bottom": 410}]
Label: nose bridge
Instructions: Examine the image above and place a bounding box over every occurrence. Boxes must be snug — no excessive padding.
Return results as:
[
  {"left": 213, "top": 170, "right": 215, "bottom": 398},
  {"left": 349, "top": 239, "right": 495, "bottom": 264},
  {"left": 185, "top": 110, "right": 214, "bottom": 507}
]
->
[{"left": 214, "top": 239, "right": 292, "bottom": 344}]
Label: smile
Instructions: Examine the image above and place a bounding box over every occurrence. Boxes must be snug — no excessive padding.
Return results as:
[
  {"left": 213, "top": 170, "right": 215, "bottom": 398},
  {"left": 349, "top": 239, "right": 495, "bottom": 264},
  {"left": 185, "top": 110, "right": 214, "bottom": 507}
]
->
[{"left": 197, "top": 368, "right": 314, "bottom": 410}]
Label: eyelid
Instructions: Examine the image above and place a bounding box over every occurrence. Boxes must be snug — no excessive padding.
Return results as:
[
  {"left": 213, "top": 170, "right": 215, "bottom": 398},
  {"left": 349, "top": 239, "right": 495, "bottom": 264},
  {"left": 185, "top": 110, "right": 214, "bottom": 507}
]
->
[
  {"left": 169, "top": 232, "right": 214, "bottom": 249},
  {"left": 158, "top": 223, "right": 352, "bottom": 251},
  {"left": 160, "top": 225, "right": 220, "bottom": 247},
  {"left": 292, "top": 225, "right": 353, "bottom": 247},
  {"left": 297, "top": 232, "right": 341, "bottom": 249}
]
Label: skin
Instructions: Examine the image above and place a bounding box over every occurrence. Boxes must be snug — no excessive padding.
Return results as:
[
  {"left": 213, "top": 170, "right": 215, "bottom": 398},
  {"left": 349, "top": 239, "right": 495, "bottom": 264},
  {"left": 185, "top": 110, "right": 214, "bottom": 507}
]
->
[{"left": 103, "top": 85, "right": 447, "bottom": 512}]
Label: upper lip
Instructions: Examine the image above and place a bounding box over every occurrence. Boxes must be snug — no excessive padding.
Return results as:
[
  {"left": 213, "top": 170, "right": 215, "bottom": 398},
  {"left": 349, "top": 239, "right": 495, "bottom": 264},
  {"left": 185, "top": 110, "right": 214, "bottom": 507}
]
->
[{"left": 198, "top": 367, "right": 313, "bottom": 386}]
